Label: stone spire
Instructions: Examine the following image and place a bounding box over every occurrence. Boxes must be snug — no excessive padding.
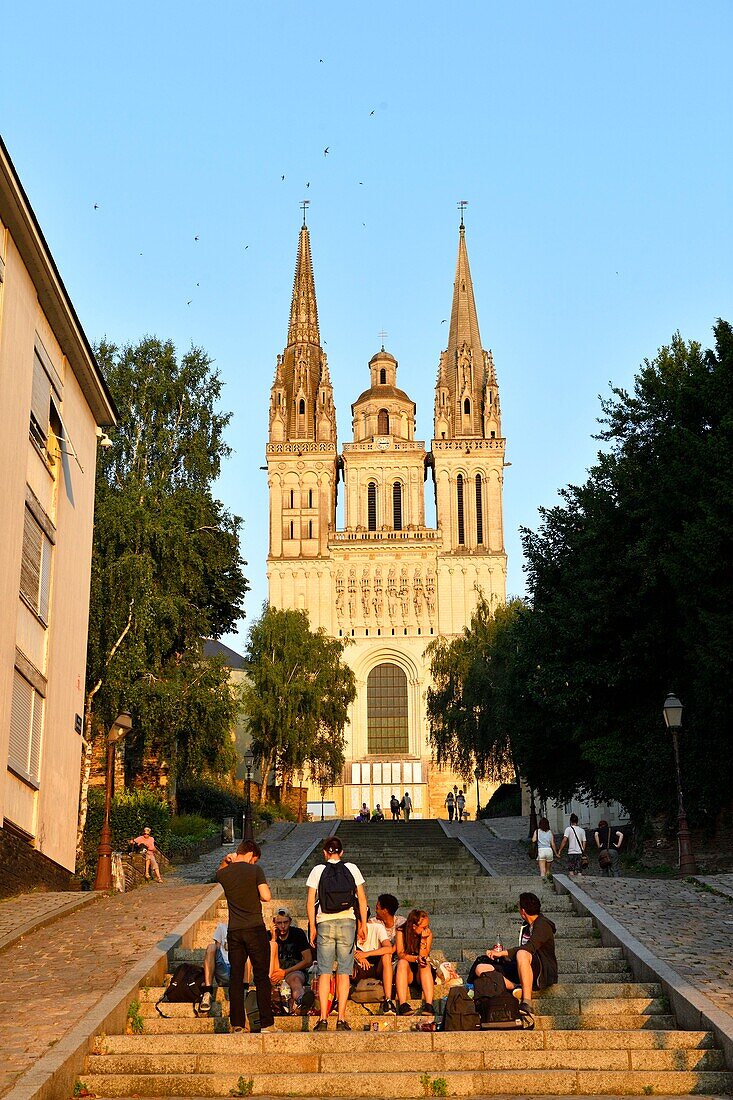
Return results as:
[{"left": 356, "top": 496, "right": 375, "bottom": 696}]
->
[
  {"left": 269, "top": 220, "right": 336, "bottom": 444},
  {"left": 287, "top": 224, "right": 320, "bottom": 347},
  {"left": 434, "top": 222, "right": 498, "bottom": 440}
]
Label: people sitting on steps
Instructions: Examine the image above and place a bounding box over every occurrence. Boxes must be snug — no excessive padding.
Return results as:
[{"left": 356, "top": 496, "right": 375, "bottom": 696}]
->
[
  {"left": 200, "top": 920, "right": 230, "bottom": 1014},
  {"left": 269, "top": 906, "right": 315, "bottom": 1015},
  {"left": 352, "top": 908, "right": 396, "bottom": 1014},
  {"left": 395, "top": 908, "right": 436, "bottom": 1016},
  {"left": 371, "top": 803, "right": 385, "bottom": 822},
  {"left": 355, "top": 802, "right": 370, "bottom": 823},
  {"left": 468, "top": 891, "right": 557, "bottom": 1026},
  {"left": 306, "top": 836, "right": 367, "bottom": 1032}
]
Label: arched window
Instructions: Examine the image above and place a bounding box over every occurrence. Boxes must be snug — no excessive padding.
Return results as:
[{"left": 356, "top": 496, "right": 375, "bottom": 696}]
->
[
  {"left": 308, "top": 519, "right": 313, "bottom": 538},
  {"left": 378, "top": 409, "right": 389, "bottom": 435},
  {"left": 379, "top": 368, "right": 386, "bottom": 384},
  {"left": 308, "top": 488, "right": 314, "bottom": 508},
  {"left": 299, "top": 399, "right": 306, "bottom": 415},
  {"left": 289, "top": 489, "right": 294, "bottom": 509},
  {"left": 456, "top": 474, "right": 465, "bottom": 545},
  {"left": 393, "top": 481, "right": 403, "bottom": 530},
  {"left": 289, "top": 521, "right": 294, "bottom": 539},
  {"left": 475, "top": 474, "right": 484, "bottom": 545},
  {"left": 464, "top": 398, "right": 471, "bottom": 416},
  {"left": 367, "top": 662, "right": 408, "bottom": 754},
  {"left": 367, "top": 482, "right": 377, "bottom": 531}
]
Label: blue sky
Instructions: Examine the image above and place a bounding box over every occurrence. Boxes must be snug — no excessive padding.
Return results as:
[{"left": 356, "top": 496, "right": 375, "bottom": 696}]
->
[{"left": 3, "top": 1, "right": 732, "bottom": 650}]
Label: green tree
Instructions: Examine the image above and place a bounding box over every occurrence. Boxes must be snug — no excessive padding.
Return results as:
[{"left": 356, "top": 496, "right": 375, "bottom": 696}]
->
[
  {"left": 242, "top": 606, "right": 356, "bottom": 801},
  {"left": 78, "top": 337, "right": 247, "bottom": 858}
]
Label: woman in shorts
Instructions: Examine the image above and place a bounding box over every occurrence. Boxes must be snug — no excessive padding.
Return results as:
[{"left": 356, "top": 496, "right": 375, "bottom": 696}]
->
[
  {"left": 532, "top": 816, "right": 558, "bottom": 880},
  {"left": 395, "top": 908, "right": 435, "bottom": 1015}
]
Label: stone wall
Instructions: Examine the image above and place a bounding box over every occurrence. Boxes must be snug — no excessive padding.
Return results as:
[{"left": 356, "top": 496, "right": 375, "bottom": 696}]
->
[{"left": 0, "top": 821, "right": 75, "bottom": 898}]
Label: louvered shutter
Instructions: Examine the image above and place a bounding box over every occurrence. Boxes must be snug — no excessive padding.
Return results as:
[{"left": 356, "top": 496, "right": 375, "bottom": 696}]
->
[
  {"left": 39, "top": 537, "right": 52, "bottom": 623},
  {"left": 30, "top": 353, "right": 51, "bottom": 445},
  {"left": 20, "top": 510, "right": 42, "bottom": 611},
  {"left": 29, "top": 691, "right": 44, "bottom": 782},
  {"left": 8, "top": 670, "right": 33, "bottom": 776}
]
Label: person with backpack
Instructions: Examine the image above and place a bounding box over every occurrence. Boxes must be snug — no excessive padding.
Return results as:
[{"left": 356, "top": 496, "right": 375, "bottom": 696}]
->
[
  {"left": 306, "top": 836, "right": 367, "bottom": 1031},
  {"left": 389, "top": 794, "right": 401, "bottom": 821},
  {"left": 215, "top": 839, "right": 273, "bottom": 1033},
  {"left": 558, "top": 813, "right": 587, "bottom": 877},
  {"left": 444, "top": 790, "right": 455, "bottom": 821},
  {"left": 594, "top": 819, "right": 624, "bottom": 877},
  {"left": 468, "top": 891, "right": 557, "bottom": 1029}
]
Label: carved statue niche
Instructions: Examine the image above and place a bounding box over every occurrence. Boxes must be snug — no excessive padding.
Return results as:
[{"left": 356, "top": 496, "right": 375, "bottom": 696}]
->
[
  {"left": 361, "top": 568, "right": 371, "bottom": 618},
  {"left": 372, "top": 567, "right": 383, "bottom": 619},
  {"left": 335, "top": 570, "right": 345, "bottom": 619},
  {"left": 459, "top": 343, "right": 472, "bottom": 392},
  {"left": 425, "top": 570, "right": 436, "bottom": 616},
  {"left": 387, "top": 567, "right": 398, "bottom": 618},
  {"left": 347, "top": 568, "right": 357, "bottom": 620},
  {"left": 399, "top": 566, "right": 410, "bottom": 618},
  {"left": 413, "top": 568, "right": 424, "bottom": 618}
]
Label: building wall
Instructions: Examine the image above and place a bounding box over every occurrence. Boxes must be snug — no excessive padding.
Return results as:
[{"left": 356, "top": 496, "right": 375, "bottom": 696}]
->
[{"left": 0, "top": 145, "right": 115, "bottom": 893}]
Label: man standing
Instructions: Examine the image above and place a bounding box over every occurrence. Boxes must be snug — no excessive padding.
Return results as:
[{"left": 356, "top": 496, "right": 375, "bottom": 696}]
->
[
  {"left": 456, "top": 789, "right": 466, "bottom": 822},
  {"left": 402, "top": 791, "right": 412, "bottom": 821},
  {"left": 215, "top": 840, "right": 273, "bottom": 1033},
  {"left": 444, "top": 790, "right": 455, "bottom": 821},
  {"left": 469, "top": 891, "right": 557, "bottom": 1028},
  {"left": 558, "top": 813, "right": 587, "bottom": 878},
  {"left": 306, "top": 837, "right": 367, "bottom": 1031},
  {"left": 269, "top": 907, "right": 315, "bottom": 1013}
]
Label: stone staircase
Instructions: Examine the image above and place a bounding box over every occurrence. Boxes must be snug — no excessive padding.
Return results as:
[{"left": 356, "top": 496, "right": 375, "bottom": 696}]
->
[{"left": 82, "top": 820, "right": 733, "bottom": 1097}]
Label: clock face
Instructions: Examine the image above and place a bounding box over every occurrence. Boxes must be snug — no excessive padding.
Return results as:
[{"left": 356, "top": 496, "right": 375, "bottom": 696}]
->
[{"left": 377, "top": 437, "right": 390, "bottom": 450}]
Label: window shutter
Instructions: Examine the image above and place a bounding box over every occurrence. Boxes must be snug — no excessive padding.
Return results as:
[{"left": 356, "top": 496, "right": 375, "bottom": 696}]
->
[
  {"left": 9, "top": 671, "right": 33, "bottom": 776},
  {"left": 39, "top": 537, "right": 53, "bottom": 622},
  {"left": 21, "top": 510, "right": 42, "bottom": 610},
  {"left": 30, "top": 353, "right": 51, "bottom": 445},
  {"left": 29, "top": 692, "right": 44, "bottom": 781}
]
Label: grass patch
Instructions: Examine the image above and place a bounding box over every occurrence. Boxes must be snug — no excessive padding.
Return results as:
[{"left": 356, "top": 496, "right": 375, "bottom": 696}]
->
[
  {"left": 231, "top": 1076, "right": 254, "bottom": 1096},
  {"left": 126, "top": 999, "right": 144, "bottom": 1034}
]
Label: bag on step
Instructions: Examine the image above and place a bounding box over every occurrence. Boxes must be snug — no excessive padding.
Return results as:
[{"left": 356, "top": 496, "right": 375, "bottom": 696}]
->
[
  {"left": 473, "top": 970, "right": 523, "bottom": 1029},
  {"left": 155, "top": 962, "right": 206, "bottom": 1017},
  {"left": 441, "top": 986, "right": 480, "bottom": 1031},
  {"left": 350, "top": 977, "right": 384, "bottom": 1003},
  {"left": 598, "top": 848, "right": 613, "bottom": 870}
]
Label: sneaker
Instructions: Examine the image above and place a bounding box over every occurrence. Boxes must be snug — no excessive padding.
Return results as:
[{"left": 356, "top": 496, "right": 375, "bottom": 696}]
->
[
  {"left": 199, "top": 991, "right": 212, "bottom": 1014},
  {"left": 313, "top": 1019, "right": 329, "bottom": 1032},
  {"left": 297, "top": 989, "right": 316, "bottom": 1015},
  {"left": 386, "top": 999, "right": 398, "bottom": 1014},
  {"left": 518, "top": 1000, "right": 535, "bottom": 1030},
  {"left": 231, "top": 1025, "right": 245, "bottom": 1033},
  {"left": 398, "top": 1002, "right": 413, "bottom": 1016},
  {"left": 420, "top": 1002, "right": 436, "bottom": 1015},
  {"left": 511, "top": 987, "right": 522, "bottom": 1002},
  {"left": 336, "top": 1019, "right": 351, "bottom": 1031},
  {"left": 259, "top": 1024, "right": 277, "bottom": 1033}
]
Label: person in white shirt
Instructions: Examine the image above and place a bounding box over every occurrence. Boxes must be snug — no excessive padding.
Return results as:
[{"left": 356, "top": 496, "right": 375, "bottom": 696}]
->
[
  {"left": 558, "top": 813, "right": 587, "bottom": 877},
  {"left": 532, "top": 816, "right": 559, "bottom": 880},
  {"left": 353, "top": 916, "right": 395, "bottom": 1014},
  {"left": 200, "top": 920, "right": 229, "bottom": 1014},
  {"left": 306, "top": 837, "right": 367, "bottom": 1032},
  {"left": 402, "top": 791, "right": 412, "bottom": 821}
]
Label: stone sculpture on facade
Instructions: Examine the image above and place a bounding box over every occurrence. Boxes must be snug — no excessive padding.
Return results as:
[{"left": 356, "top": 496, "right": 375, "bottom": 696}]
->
[{"left": 361, "top": 568, "right": 371, "bottom": 618}]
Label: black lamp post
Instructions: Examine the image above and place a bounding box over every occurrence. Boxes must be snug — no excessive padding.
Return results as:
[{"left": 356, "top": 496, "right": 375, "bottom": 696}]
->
[
  {"left": 663, "top": 693, "right": 698, "bottom": 876},
  {"left": 243, "top": 748, "right": 254, "bottom": 841},
  {"left": 94, "top": 711, "right": 133, "bottom": 890},
  {"left": 528, "top": 788, "right": 538, "bottom": 840},
  {"left": 474, "top": 767, "right": 481, "bottom": 817}
]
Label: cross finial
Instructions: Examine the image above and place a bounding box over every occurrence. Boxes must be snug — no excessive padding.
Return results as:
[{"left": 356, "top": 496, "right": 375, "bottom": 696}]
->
[
  {"left": 378, "top": 328, "right": 388, "bottom": 350},
  {"left": 300, "top": 199, "right": 310, "bottom": 226},
  {"left": 458, "top": 200, "right": 468, "bottom": 228}
]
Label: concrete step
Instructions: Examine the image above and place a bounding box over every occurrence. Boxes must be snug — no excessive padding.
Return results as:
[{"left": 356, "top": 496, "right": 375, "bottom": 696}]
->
[{"left": 81, "top": 1067, "right": 733, "bottom": 1096}]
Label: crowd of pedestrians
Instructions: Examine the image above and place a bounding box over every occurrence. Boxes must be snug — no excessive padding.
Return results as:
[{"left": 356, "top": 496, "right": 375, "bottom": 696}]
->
[
  {"left": 531, "top": 813, "right": 625, "bottom": 880},
  {"left": 209, "top": 833, "right": 559, "bottom": 1033}
]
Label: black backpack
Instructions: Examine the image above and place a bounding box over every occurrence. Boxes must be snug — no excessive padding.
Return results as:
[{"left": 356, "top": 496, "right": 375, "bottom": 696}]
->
[
  {"left": 441, "top": 986, "right": 480, "bottom": 1031},
  {"left": 473, "top": 970, "right": 523, "bottom": 1029},
  {"left": 318, "top": 861, "right": 357, "bottom": 915},
  {"left": 155, "top": 962, "right": 205, "bottom": 1017}
]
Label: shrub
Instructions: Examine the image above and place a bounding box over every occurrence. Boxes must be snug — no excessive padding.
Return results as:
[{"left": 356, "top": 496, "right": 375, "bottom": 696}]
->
[
  {"left": 177, "top": 780, "right": 246, "bottom": 822},
  {"left": 168, "top": 813, "right": 217, "bottom": 839},
  {"left": 479, "top": 783, "right": 521, "bottom": 819}
]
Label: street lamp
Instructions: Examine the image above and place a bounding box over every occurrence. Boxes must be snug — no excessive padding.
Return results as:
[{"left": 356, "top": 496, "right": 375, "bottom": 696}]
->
[
  {"left": 243, "top": 748, "right": 254, "bottom": 841},
  {"left": 528, "top": 788, "right": 538, "bottom": 841},
  {"left": 94, "top": 711, "right": 133, "bottom": 890},
  {"left": 297, "top": 768, "right": 305, "bottom": 824},
  {"left": 474, "top": 767, "right": 481, "bottom": 817},
  {"left": 663, "top": 693, "right": 698, "bottom": 876}
]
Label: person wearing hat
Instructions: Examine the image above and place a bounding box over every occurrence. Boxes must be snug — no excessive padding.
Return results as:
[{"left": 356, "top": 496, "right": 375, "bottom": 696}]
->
[{"left": 269, "top": 906, "right": 315, "bottom": 1013}]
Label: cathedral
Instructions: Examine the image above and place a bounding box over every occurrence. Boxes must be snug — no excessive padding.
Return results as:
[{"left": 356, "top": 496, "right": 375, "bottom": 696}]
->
[{"left": 266, "top": 215, "right": 507, "bottom": 819}]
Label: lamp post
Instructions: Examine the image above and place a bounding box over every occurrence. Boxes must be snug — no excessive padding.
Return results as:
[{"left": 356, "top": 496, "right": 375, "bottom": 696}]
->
[
  {"left": 528, "top": 788, "right": 538, "bottom": 841},
  {"left": 474, "top": 767, "right": 481, "bottom": 817},
  {"left": 243, "top": 748, "right": 254, "bottom": 841},
  {"left": 321, "top": 786, "right": 326, "bottom": 822},
  {"left": 297, "top": 768, "right": 305, "bottom": 824},
  {"left": 663, "top": 693, "right": 698, "bottom": 876},
  {"left": 94, "top": 711, "right": 133, "bottom": 890}
]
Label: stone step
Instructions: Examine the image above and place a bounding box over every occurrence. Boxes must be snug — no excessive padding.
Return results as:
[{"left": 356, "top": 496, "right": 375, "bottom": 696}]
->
[
  {"left": 99, "top": 1029, "right": 718, "bottom": 1054},
  {"left": 255, "top": 896, "right": 575, "bottom": 913},
  {"left": 192, "top": 917, "right": 595, "bottom": 944},
  {"left": 80, "top": 1067, "right": 733, "bottom": 1096}
]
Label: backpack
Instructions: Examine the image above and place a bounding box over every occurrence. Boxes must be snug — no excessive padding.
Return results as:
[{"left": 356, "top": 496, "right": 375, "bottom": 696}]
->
[
  {"left": 441, "top": 986, "right": 480, "bottom": 1031},
  {"left": 390, "top": 797, "right": 400, "bottom": 813},
  {"left": 351, "top": 977, "right": 384, "bottom": 1004},
  {"left": 155, "top": 963, "right": 205, "bottom": 1017},
  {"left": 399, "top": 798, "right": 405, "bottom": 810},
  {"left": 318, "top": 861, "right": 357, "bottom": 915},
  {"left": 473, "top": 970, "right": 523, "bottom": 1029}
]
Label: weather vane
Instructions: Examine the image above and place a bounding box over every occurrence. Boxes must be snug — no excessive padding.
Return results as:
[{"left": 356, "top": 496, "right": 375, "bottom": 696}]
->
[
  {"left": 300, "top": 199, "right": 310, "bottom": 226},
  {"left": 458, "top": 200, "right": 468, "bottom": 228},
  {"left": 378, "top": 329, "right": 388, "bottom": 350}
]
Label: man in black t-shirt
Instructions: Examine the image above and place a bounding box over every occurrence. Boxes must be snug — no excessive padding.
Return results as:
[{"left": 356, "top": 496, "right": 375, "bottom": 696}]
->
[
  {"left": 269, "top": 907, "right": 314, "bottom": 1012},
  {"left": 215, "top": 839, "right": 273, "bottom": 1032}
]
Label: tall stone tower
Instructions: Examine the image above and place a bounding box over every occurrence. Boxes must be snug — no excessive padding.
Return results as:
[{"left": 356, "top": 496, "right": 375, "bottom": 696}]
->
[{"left": 266, "top": 216, "right": 506, "bottom": 818}]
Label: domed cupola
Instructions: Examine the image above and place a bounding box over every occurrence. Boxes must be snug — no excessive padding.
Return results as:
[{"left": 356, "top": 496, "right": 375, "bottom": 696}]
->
[{"left": 351, "top": 347, "right": 416, "bottom": 443}]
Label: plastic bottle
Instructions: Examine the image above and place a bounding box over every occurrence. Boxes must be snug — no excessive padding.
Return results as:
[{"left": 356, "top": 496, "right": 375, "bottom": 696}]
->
[{"left": 492, "top": 936, "right": 503, "bottom": 955}]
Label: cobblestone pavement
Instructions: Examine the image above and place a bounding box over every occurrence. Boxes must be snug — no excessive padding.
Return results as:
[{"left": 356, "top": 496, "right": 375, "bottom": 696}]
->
[
  {"left": 442, "top": 819, "right": 537, "bottom": 875},
  {"left": 696, "top": 873, "right": 733, "bottom": 902},
  {"left": 578, "top": 876, "right": 733, "bottom": 1024},
  {"left": 0, "top": 883, "right": 210, "bottom": 1097},
  {"left": 169, "top": 819, "right": 337, "bottom": 884},
  {"left": 0, "top": 891, "right": 98, "bottom": 952},
  {"left": 485, "top": 814, "right": 531, "bottom": 841}
]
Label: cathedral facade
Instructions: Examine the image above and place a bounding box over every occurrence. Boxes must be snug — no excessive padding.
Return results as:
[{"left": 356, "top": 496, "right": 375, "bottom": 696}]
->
[{"left": 266, "top": 218, "right": 507, "bottom": 819}]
